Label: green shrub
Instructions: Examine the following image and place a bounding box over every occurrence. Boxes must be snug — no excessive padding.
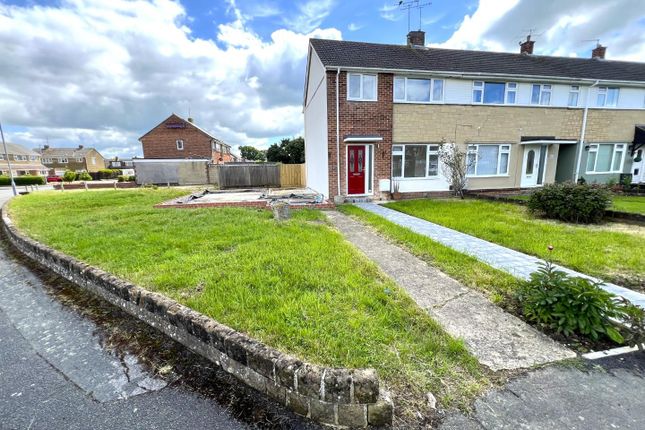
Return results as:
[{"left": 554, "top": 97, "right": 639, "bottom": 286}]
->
[
  {"left": 78, "top": 172, "right": 92, "bottom": 181},
  {"left": 62, "top": 171, "right": 78, "bottom": 183},
  {"left": 128, "top": 175, "right": 136, "bottom": 182},
  {"left": 0, "top": 175, "right": 45, "bottom": 186},
  {"left": 98, "top": 168, "right": 121, "bottom": 179},
  {"left": 527, "top": 182, "right": 610, "bottom": 223},
  {"left": 516, "top": 262, "right": 625, "bottom": 343},
  {"left": 117, "top": 175, "right": 126, "bottom": 182}
]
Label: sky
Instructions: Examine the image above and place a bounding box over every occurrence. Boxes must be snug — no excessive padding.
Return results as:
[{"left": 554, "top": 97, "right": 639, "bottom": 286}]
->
[{"left": 0, "top": 0, "right": 644, "bottom": 158}]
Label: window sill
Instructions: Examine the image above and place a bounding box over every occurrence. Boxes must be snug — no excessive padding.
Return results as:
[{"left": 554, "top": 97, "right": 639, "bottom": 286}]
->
[
  {"left": 393, "top": 100, "right": 444, "bottom": 105},
  {"left": 584, "top": 171, "right": 622, "bottom": 175},
  {"left": 392, "top": 176, "right": 441, "bottom": 181},
  {"left": 466, "top": 174, "right": 510, "bottom": 178},
  {"left": 347, "top": 98, "right": 378, "bottom": 102}
]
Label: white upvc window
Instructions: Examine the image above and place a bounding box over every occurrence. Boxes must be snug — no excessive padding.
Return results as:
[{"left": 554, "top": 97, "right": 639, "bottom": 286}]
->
[
  {"left": 394, "top": 77, "right": 444, "bottom": 103},
  {"left": 91, "top": 157, "right": 96, "bottom": 164},
  {"left": 30, "top": 155, "right": 37, "bottom": 161},
  {"left": 467, "top": 144, "right": 511, "bottom": 176},
  {"left": 176, "top": 139, "right": 184, "bottom": 150},
  {"left": 568, "top": 85, "right": 580, "bottom": 107},
  {"left": 76, "top": 157, "right": 83, "bottom": 162},
  {"left": 43, "top": 157, "right": 52, "bottom": 163},
  {"left": 597, "top": 87, "right": 619, "bottom": 107},
  {"left": 392, "top": 144, "right": 440, "bottom": 179},
  {"left": 531, "top": 84, "right": 552, "bottom": 105},
  {"left": 347, "top": 73, "right": 377, "bottom": 101},
  {"left": 58, "top": 157, "right": 68, "bottom": 163},
  {"left": 586, "top": 143, "right": 626, "bottom": 173},
  {"left": 472, "top": 81, "right": 517, "bottom": 104}
]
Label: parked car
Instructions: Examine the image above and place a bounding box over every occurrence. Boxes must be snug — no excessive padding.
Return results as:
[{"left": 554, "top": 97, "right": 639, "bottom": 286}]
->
[{"left": 46, "top": 176, "right": 62, "bottom": 182}]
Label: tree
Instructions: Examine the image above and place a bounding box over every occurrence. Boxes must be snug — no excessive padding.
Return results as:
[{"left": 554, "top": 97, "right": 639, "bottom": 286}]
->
[
  {"left": 266, "top": 137, "right": 305, "bottom": 164},
  {"left": 439, "top": 143, "right": 473, "bottom": 198},
  {"left": 239, "top": 145, "right": 266, "bottom": 161}
]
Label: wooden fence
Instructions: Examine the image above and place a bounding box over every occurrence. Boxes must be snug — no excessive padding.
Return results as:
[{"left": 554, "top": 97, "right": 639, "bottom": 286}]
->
[
  {"left": 207, "top": 163, "right": 306, "bottom": 189},
  {"left": 280, "top": 163, "right": 306, "bottom": 187}
]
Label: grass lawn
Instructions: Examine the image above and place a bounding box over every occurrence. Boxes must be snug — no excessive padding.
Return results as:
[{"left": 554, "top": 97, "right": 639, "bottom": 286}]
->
[
  {"left": 383, "top": 199, "right": 645, "bottom": 290},
  {"left": 611, "top": 195, "right": 645, "bottom": 215},
  {"left": 7, "top": 190, "right": 489, "bottom": 413}
]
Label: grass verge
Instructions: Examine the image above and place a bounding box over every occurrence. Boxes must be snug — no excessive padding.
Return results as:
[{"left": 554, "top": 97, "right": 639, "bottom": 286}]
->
[
  {"left": 383, "top": 198, "right": 645, "bottom": 290},
  {"left": 7, "top": 190, "right": 490, "bottom": 419},
  {"left": 611, "top": 195, "right": 645, "bottom": 215}
]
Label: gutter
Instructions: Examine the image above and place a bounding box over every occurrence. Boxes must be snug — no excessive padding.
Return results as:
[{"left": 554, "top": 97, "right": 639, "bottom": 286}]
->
[
  {"left": 574, "top": 79, "right": 600, "bottom": 183},
  {"left": 336, "top": 67, "right": 341, "bottom": 196}
]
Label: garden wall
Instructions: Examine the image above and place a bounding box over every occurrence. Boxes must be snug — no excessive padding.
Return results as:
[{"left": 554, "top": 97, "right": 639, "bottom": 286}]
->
[{"left": 1, "top": 203, "right": 392, "bottom": 428}]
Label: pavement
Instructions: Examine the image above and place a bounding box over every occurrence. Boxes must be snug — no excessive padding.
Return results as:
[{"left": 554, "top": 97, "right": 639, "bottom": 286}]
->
[
  {"left": 327, "top": 211, "right": 574, "bottom": 371},
  {"left": 0, "top": 189, "right": 315, "bottom": 430},
  {"left": 440, "top": 353, "right": 645, "bottom": 430},
  {"left": 355, "top": 203, "right": 645, "bottom": 308}
]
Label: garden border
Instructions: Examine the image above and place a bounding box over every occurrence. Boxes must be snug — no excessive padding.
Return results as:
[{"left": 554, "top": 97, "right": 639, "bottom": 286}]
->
[{"left": 1, "top": 201, "right": 392, "bottom": 428}]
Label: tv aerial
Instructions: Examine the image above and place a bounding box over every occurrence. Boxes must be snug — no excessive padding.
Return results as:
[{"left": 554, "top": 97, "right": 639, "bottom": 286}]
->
[{"left": 398, "top": 1, "right": 432, "bottom": 32}]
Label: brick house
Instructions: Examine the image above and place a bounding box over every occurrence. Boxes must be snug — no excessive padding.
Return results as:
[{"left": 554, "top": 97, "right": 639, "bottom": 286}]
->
[
  {"left": 303, "top": 32, "right": 645, "bottom": 199},
  {"left": 0, "top": 142, "right": 48, "bottom": 176},
  {"left": 139, "top": 113, "right": 234, "bottom": 163},
  {"left": 38, "top": 145, "right": 106, "bottom": 176}
]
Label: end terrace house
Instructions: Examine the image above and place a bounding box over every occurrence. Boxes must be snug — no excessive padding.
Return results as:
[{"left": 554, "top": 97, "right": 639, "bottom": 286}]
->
[{"left": 303, "top": 32, "right": 645, "bottom": 199}]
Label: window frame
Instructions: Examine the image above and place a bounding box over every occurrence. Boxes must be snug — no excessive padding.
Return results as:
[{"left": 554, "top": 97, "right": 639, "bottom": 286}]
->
[
  {"left": 472, "top": 81, "right": 517, "bottom": 105},
  {"left": 58, "top": 157, "right": 68, "bottom": 163},
  {"left": 531, "top": 84, "right": 552, "bottom": 105},
  {"left": 347, "top": 73, "right": 378, "bottom": 101},
  {"left": 393, "top": 76, "right": 444, "bottom": 103},
  {"left": 466, "top": 144, "right": 512, "bottom": 177},
  {"left": 43, "top": 157, "right": 52, "bottom": 163},
  {"left": 585, "top": 143, "right": 626, "bottom": 174},
  {"left": 176, "top": 139, "right": 184, "bottom": 151},
  {"left": 568, "top": 85, "right": 580, "bottom": 107},
  {"left": 596, "top": 87, "right": 619, "bottom": 107},
  {"left": 391, "top": 144, "right": 441, "bottom": 179}
]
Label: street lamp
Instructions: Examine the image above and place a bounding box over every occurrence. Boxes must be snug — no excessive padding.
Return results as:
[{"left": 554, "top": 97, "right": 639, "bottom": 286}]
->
[{"left": 0, "top": 121, "right": 17, "bottom": 196}]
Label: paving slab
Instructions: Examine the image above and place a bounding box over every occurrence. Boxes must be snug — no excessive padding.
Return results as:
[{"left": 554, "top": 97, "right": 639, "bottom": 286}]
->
[
  {"left": 326, "top": 211, "right": 575, "bottom": 371},
  {"left": 355, "top": 203, "right": 645, "bottom": 309},
  {"left": 441, "top": 353, "right": 645, "bottom": 430}
]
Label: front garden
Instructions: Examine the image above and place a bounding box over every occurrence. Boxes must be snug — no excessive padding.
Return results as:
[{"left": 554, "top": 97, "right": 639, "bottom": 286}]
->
[
  {"left": 381, "top": 198, "right": 644, "bottom": 291},
  {"left": 6, "top": 189, "right": 489, "bottom": 421}
]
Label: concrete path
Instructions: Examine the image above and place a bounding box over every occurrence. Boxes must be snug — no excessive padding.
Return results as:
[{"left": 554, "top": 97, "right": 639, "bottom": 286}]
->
[
  {"left": 441, "top": 352, "right": 645, "bottom": 430},
  {"left": 327, "top": 211, "right": 575, "bottom": 371},
  {"left": 356, "top": 203, "right": 645, "bottom": 309}
]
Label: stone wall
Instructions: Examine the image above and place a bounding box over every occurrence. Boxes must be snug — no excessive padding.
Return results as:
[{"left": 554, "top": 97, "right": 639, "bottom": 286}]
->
[{"left": 1, "top": 204, "right": 392, "bottom": 428}]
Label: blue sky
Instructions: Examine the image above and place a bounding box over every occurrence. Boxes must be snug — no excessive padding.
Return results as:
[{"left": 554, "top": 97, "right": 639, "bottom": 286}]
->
[{"left": 0, "top": 0, "right": 643, "bottom": 157}]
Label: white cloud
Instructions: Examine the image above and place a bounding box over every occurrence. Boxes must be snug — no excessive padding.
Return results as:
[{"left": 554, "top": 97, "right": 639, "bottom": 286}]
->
[
  {"left": 379, "top": 3, "right": 402, "bottom": 22},
  {"left": 434, "top": 0, "right": 645, "bottom": 61},
  {"left": 283, "top": 0, "right": 336, "bottom": 33},
  {"left": 0, "top": 0, "right": 341, "bottom": 158},
  {"left": 348, "top": 22, "right": 363, "bottom": 32}
]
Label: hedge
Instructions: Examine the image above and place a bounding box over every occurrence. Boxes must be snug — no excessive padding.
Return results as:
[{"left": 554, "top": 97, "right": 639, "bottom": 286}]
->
[{"left": 0, "top": 175, "right": 46, "bottom": 186}]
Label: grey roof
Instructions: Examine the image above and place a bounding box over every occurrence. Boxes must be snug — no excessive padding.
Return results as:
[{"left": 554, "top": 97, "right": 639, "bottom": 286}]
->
[
  {"left": 40, "top": 147, "right": 96, "bottom": 158},
  {"left": 310, "top": 39, "right": 645, "bottom": 83},
  {"left": 2, "top": 142, "right": 41, "bottom": 156}
]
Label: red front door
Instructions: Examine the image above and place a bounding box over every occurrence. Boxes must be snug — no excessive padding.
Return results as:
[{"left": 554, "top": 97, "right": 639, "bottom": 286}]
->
[{"left": 347, "top": 145, "right": 366, "bottom": 195}]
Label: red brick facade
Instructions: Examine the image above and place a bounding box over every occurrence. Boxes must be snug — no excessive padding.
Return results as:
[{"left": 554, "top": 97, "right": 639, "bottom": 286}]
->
[
  {"left": 140, "top": 114, "right": 234, "bottom": 163},
  {"left": 326, "top": 72, "right": 393, "bottom": 199}
]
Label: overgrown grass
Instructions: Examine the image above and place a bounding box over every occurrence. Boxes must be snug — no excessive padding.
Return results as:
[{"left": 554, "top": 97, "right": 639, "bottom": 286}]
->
[
  {"left": 612, "top": 195, "right": 645, "bottom": 215},
  {"left": 383, "top": 199, "right": 645, "bottom": 289},
  {"left": 338, "top": 204, "right": 521, "bottom": 304},
  {"left": 8, "top": 190, "right": 489, "bottom": 412}
]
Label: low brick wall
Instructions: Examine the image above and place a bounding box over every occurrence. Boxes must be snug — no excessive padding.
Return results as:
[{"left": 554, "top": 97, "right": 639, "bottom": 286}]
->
[
  {"left": 154, "top": 200, "right": 336, "bottom": 210},
  {"left": 1, "top": 203, "right": 391, "bottom": 428}
]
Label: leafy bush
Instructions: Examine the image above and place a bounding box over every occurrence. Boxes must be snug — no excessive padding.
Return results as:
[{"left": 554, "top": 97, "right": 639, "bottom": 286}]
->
[
  {"left": 62, "top": 171, "right": 78, "bottom": 183},
  {"left": 117, "top": 175, "right": 125, "bottom": 182},
  {"left": 78, "top": 172, "right": 92, "bottom": 181},
  {"left": 0, "top": 175, "right": 45, "bottom": 186},
  {"left": 128, "top": 175, "right": 136, "bottom": 182},
  {"left": 516, "top": 262, "right": 625, "bottom": 343},
  {"left": 527, "top": 182, "right": 610, "bottom": 223},
  {"left": 616, "top": 299, "right": 645, "bottom": 351},
  {"left": 97, "top": 168, "right": 121, "bottom": 179}
]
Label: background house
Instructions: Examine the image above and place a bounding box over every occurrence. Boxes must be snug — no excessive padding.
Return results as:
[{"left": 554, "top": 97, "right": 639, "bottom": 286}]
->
[
  {"left": 38, "top": 145, "right": 106, "bottom": 176},
  {"left": 107, "top": 157, "right": 135, "bottom": 176},
  {"left": 304, "top": 32, "right": 645, "bottom": 200},
  {"left": 139, "top": 113, "right": 234, "bottom": 164},
  {"left": 0, "top": 142, "right": 48, "bottom": 176}
]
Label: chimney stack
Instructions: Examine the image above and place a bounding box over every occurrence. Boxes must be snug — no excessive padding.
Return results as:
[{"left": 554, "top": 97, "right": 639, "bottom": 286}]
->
[
  {"left": 519, "top": 35, "right": 534, "bottom": 55},
  {"left": 407, "top": 30, "right": 426, "bottom": 47},
  {"left": 43, "top": 145, "right": 49, "bottom": 150},
  {"left": 78, "top": 144, "right": 84, "bottom": 149},
  {"left": 187, "top": 117, "right": 194, "bottom": 123},
  {"left": 591, "top": 43, "right": 606, "bottom": 59}
]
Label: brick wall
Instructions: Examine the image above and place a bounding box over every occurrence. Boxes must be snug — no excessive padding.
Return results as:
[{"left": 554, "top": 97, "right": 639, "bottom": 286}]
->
[
  {"left": 326, "top": 71, "right": 393, "bottom": 198},
  {"left": 141, "top": 115, "right": 216, "bottom": 160}
]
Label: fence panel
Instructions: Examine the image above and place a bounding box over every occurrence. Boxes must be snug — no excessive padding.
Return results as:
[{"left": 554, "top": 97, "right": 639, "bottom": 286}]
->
[
  {"left": 215, "top": 163, "right": 280, "bottom": 188},
  {"left": 280, "top": 163, "right": 305, "bottom": 187}
]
